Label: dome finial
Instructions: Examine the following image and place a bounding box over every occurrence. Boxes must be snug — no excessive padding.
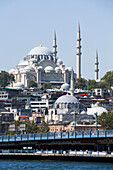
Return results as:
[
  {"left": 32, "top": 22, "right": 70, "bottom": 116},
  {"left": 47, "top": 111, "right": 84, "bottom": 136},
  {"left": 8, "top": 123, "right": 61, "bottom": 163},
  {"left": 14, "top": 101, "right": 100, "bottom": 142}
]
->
[{"left": 40, "top": 42, "right": 42, "bottom": 47}]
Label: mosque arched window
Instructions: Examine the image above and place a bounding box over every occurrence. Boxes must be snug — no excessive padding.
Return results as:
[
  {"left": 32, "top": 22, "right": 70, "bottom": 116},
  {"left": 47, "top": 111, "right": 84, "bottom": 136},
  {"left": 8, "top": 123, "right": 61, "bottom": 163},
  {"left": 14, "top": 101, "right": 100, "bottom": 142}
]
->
[
  {"left": 75, "top": 103, "right": 77, "bottom": 108},
  {"left": 61, "top": 103, "right": 63, "bottom": 109},
  {"left": 40, "top": 55, "right": 43, "bottom": 60},
  {"left": 31, "top": 55, "right": 34, "bottom": 59},
  {"left": 57, "top": 104, "right": 59, "bottom": 108},
  {"left": 38, "top": 57, "right": 40, "bottom": 62}
]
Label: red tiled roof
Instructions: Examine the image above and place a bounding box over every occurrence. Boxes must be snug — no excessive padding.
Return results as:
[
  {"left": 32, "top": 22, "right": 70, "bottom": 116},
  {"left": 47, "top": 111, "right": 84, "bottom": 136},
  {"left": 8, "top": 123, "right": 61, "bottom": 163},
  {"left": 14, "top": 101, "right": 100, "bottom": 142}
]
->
[{"left": 19, "top": 115, "right": 29, "bottom": 118}]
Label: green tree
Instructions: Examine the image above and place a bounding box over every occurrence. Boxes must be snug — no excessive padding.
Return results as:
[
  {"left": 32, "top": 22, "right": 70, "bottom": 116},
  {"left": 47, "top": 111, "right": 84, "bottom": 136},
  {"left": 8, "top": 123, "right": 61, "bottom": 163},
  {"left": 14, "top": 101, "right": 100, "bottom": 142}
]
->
[
  {"left": 98, "top": 111, "right": 113, "bottom": 130},
  {"left": 0, "top": 71, "right": 14, "bottom": 87},
  {"left": 101, "top": 71, "right": 113, "bottom": 88},
  {"left": 97, "top": 81, "right": 109, "bottom": 89},
  {"left": 29, "top": 80, "right": 37, "bottom": 88},
  {"left": 75, "top": 78, "right": 87, "bottom": 89},
  {"left": 87, "top": 79, "right": 97, "bottom": 90},
  {"left": 42, "top": 83, "right": 52, "bottom": 89},
  {"left": 37, "top": 121, "right": 49, "bottom": 133},
  {"left": 26, "top": 121, "right": 38, "bottom": 133}
]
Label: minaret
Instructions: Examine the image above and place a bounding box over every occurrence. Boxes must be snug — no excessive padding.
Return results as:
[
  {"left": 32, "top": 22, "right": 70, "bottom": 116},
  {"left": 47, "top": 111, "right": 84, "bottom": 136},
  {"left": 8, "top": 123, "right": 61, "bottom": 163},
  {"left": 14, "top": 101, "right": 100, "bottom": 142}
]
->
[
  {"left": 70, "top": 68, "right": 74, "bottom": 96},
  {"left": 76, "top": 23, "right": 82, "bottom": 79},
  {"left": 95, "top": 50, "right": 99, "bottom": 81},
  {"left": 53, "top": 31, "right": 57, "bottom": 58}
]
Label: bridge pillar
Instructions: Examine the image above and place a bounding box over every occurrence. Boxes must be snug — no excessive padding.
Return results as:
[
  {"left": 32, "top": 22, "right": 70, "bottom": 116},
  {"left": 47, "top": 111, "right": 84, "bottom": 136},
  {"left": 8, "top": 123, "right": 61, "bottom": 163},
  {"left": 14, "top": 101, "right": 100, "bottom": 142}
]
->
[
  {"left": 2, "top": 135, "right": 4, "bottom": 142},
  {"left": 82, "top": 131, "right": 84, "bottom": 138},
  {"left": 27, "top": 134, "right": 29, "bottom": 140},
  {"left": 47, "top": 132, "right": 49, "bottom": 139},
  {"left": 34, "top": 133, "right": 35, "bottom": 140},
  {"left": 54, "top": 132, "right": 55, "bottom": 139},
  {"left": 14, "top": 134, "right": 16, "bottom": 141},
  {"left": 105, "top": 130, "right": 107, "bottom": 137},
  {"left": 97, "top": 130, "right": 99, "bottom": 137},
  {"left": 61, "top": 132, "right": 62, "bottom": 139},
  {"left": 40, "top": 133, "right": 42, "bottom": 140},
  {"left": 8, "top": 135, "right": 10, "bottom": 141},
  {"left": 90, "top": 130, "right": 92, "bottom": 137},
  {"left": 21, "top": 134, "right": 22, "bottom": 141},
  {"left": 75, "top": 131, "right": 76, "bottom": 138},
  {"left": 68, "top": 131, "right": 69, "bottom": 138}
]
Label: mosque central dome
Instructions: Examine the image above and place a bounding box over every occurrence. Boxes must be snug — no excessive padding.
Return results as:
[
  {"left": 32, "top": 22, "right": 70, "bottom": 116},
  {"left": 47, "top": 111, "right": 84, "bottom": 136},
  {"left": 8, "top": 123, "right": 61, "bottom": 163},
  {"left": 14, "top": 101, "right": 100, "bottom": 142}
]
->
[
  {"left": 55, "top": 95, "right": 79, "bottom": 104},
  {"left": 28, "top": 46, "right": 53, "bottom": 56}
]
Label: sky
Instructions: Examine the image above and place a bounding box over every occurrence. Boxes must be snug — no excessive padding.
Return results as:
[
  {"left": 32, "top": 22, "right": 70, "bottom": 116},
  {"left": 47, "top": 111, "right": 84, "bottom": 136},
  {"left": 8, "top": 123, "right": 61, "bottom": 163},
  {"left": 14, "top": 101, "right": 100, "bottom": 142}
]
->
[{"left": 0, "top": 0, "right": 113, "bottom": 79}]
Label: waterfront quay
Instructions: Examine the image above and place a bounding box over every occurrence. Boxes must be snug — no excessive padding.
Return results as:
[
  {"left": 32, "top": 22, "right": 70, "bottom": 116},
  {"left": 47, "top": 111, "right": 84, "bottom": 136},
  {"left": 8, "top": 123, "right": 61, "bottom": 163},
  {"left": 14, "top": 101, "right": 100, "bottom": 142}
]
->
[{"left": 1, "top": 152, "right": 113, "bottom": 163}]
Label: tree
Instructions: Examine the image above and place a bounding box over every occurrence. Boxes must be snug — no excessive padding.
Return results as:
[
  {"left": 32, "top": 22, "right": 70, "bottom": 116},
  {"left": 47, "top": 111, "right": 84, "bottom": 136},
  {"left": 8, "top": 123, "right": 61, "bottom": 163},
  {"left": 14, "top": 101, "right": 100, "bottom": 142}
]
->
[
  {"left": 98, "top": 111, "right": 113, "bottom": 130},
  {"left": 75, "top": 78, "right": 87, "bottom": 89},
  {"left": 29, "top": 80, "right": 37, "bottom": 88},
  {"left": 37, "top": 120, "right": 49, "bottom": 133},
  {"left": 97, "top": 81, "right": 109, "bottom": 89},
  {"left": 101, "top": 71, "right": 113, "bottom": 88},
  {"left": 0, "top": 71, "right": 14, "bottom": 87},
  {"left": 42, "top": 83, "right": 52, "bottom": 89},
  {"left": 26, "top": 121, "right": 38, "bottom": 133},
  {"left": 87, "top": 79, "right": 97, "bottom": 90}
]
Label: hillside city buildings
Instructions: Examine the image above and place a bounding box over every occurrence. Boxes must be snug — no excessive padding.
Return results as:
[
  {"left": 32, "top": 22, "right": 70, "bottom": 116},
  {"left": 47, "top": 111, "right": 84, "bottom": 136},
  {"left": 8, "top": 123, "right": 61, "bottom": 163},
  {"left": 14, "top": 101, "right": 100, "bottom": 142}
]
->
[{"left": 0, "top": 24, "right": 112, "bottom": 134}]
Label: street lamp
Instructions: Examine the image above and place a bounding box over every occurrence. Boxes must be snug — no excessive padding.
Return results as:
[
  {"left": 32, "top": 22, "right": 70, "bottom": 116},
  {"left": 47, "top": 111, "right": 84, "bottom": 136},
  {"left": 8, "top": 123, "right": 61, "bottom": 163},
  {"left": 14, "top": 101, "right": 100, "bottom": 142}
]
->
[
  {"left": 74, "top": 111, "right": 76, "bottom": 132},
  {"left": 94, "top": 112, "right": 98, "bottom": 130},
  {"left": 47, "top": 115, "right": 48, "bottom": 132}
]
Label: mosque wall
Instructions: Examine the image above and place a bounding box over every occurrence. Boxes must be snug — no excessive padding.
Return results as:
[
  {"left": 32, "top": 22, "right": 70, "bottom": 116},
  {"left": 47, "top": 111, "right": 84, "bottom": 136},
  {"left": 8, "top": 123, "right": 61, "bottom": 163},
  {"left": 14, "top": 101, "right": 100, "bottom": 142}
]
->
[{"left": 41, "top": 72, "right": 64, "bottom": 82}]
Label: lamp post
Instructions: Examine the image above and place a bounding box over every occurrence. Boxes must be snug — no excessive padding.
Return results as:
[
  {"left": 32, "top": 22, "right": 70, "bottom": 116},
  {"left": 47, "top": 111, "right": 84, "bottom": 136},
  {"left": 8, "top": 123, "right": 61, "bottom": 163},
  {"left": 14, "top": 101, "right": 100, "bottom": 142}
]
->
[
  {"left": 47, "top": 115, "right": 48, "bottom": 132},
  {"left": 74, "top": 111, "right": 76, "bottom": 132},
  {"left": 94, "top": 112, "right": 98, "bottom": 130},
  {"left": 45, "top": 108, "right": 48, "bottom": 132}
]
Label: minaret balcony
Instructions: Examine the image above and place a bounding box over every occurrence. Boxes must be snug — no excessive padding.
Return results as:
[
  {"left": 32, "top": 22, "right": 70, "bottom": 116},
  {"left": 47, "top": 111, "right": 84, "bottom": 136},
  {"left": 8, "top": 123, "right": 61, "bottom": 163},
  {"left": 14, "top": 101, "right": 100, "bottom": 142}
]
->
[
  {"left": 95, "top": 69, "right": 99, "bottom": 72},
  {"left": 76, "top": 52, "right": 82, "bottom": 55},
  {"left": 95, "top": 62, "right": 99, "bottom": 65},
  {"left": 76, "top": 45, "right": 82, "bottom": 48},
  {"left": 77, "top": 38, "right": 81, "bottom": 41}
]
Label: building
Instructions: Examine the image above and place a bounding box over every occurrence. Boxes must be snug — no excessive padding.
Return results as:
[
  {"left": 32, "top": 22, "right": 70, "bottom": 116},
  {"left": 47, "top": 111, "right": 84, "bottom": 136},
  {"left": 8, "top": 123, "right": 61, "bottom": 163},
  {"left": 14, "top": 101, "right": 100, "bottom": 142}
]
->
[
  {"left": 45, "top": 94, "right": 80, "bottom": 123},
  {"left": 9, "top": 32, "right": 73, "bottom": 88},
  {"left": 0, "top": 109, "right": 14, "bottom": 134}
]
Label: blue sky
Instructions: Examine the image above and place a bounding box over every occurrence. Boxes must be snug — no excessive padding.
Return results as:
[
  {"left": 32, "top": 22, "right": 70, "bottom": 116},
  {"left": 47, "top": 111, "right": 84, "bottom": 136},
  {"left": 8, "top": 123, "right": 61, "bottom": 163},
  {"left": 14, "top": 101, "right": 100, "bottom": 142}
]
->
[{"left": 0, "top": 0, "right": 113, "bottom": 79}]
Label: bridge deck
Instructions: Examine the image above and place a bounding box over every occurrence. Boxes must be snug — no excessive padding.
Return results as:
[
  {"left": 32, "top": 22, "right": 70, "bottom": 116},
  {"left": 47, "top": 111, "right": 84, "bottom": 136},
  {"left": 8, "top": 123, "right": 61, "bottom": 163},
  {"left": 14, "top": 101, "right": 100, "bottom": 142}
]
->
[{"left": 0, "top": 130, "right": 113, "bottom": 142}]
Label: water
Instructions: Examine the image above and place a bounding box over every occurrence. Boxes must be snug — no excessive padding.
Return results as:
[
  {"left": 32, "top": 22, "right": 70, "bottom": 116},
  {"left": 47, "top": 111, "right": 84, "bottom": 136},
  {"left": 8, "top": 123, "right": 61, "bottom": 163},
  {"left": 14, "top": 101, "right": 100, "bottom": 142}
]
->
[{"left": 0, "top": 160, "right": 113, "bottom": 170}]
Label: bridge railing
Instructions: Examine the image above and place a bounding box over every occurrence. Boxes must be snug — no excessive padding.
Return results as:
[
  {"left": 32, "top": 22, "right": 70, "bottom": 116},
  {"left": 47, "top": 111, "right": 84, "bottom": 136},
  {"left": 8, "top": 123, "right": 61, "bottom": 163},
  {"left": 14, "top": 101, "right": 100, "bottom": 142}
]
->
[{"left": 1, "top": 130, "right": 113, "bottom": 142}]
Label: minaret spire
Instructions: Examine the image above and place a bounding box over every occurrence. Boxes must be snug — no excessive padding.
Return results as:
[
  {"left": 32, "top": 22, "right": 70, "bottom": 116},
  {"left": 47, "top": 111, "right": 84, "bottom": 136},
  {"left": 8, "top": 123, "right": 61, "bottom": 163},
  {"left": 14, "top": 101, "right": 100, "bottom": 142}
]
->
[
  {"left": 70, "top": 68, "right": 74, "bottom": 96},
  {"left": 95, "top": 50, "right": 99, "bottom": 81},
  {"left": 53, "top": 31, "right": 57, "bottom": 58},
  {"left": 76, "top": 23, "right": 82, "bottom": 79}
]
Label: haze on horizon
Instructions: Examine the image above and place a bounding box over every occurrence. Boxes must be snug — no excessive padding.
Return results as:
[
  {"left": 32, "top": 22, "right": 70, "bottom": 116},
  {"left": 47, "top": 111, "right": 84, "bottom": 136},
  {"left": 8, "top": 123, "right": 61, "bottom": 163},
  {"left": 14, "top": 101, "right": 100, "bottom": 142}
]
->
[{"left": 0, "top": 0, "right": 113, "bottom": 80}]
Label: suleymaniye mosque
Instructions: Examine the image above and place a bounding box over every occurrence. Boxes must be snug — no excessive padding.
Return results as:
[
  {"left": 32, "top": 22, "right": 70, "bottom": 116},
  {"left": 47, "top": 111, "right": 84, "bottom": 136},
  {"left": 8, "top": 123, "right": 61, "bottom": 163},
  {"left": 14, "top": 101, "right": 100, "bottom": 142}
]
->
[{"left": 9, "top": 31, "right": 74, "bottom": 88}]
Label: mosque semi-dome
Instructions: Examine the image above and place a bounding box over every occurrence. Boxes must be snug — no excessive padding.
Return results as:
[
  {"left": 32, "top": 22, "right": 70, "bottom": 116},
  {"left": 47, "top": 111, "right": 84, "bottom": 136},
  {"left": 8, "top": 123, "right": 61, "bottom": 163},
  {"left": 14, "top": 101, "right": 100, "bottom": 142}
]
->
[
  {"left": 28, "top": 46, "right": 53, "bottom": 56},
  {"left": 55, "top": 67, "right": 61, "bottom": 72},
  {"left": 9, "top": 68, "right": 15, "bottom": 74},
  {"left": 61, "top": 83, "right": 70, "bottom": 90},
  {"left": 24, "top": 65, "right": 34, "bottom": 71},
  {"left": 38, "top": 66, "right": 44, "bottom": 70},
  {"left": 18, "top": 60, "right": 29, "bottom": 66},
  {"left": 65, "top": 67, "right": 72, "bottom": 71},
  {"left": 55, "top": 95, "right": 79, "bottom": 104},
  {"left": 44, "top": 66, "right": 54, "bottom": 71},
  {"left": 14, "top": 82, "right": 24, "bottom": 88},
  {"left": 57, "top": 59, "right": 63, "bottom": 64}
]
